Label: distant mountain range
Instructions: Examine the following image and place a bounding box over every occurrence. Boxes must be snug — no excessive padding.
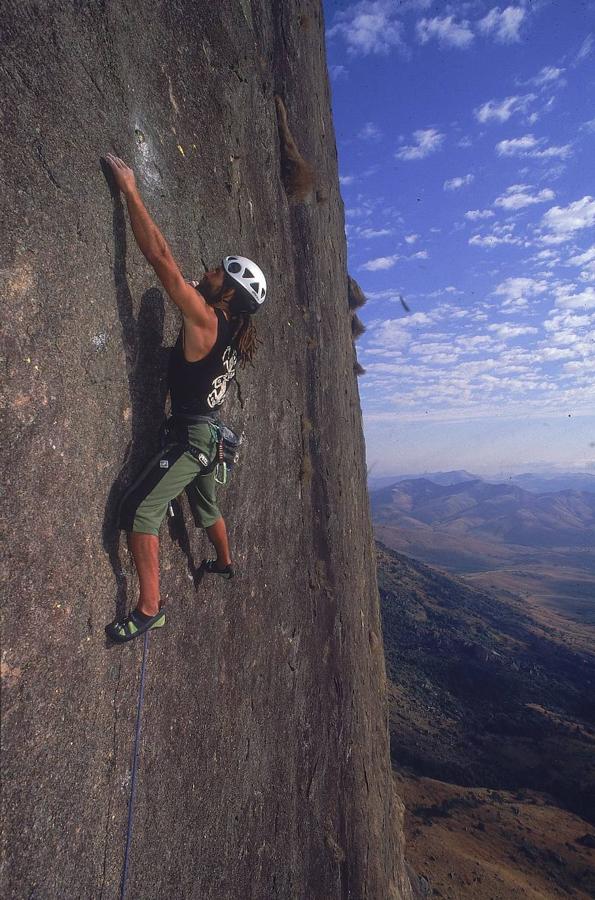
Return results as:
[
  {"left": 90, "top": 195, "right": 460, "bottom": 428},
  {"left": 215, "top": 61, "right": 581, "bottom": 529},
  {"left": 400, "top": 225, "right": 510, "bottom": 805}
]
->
[
  {"left": 368, "top": 469, "right": 595, "bottom": 495},
  {"left": 370, "top": 477, "right": 595, "bottom": 549},
  {"left": 370, "top": 474, "right": 595, "bottom": 626}
]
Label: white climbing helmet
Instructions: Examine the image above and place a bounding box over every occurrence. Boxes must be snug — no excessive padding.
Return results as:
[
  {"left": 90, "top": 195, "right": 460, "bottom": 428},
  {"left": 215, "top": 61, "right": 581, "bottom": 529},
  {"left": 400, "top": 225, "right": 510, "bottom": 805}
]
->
[{"left": 222, "top": 255, "right": 267, "bottom": 314}]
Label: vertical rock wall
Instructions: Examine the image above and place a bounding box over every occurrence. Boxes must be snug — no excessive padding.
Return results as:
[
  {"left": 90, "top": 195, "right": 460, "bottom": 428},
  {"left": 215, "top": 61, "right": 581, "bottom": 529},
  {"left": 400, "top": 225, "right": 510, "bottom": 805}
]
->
[{"left": 1, "top": 2, "right": 412, "bottom": 897}]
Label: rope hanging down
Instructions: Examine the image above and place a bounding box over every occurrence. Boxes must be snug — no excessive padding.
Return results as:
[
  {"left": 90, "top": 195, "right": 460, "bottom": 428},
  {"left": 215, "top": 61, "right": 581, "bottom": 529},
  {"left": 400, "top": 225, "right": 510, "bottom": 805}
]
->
[{"left": 120, "top": 630, "right": 150, "bottom": 900}]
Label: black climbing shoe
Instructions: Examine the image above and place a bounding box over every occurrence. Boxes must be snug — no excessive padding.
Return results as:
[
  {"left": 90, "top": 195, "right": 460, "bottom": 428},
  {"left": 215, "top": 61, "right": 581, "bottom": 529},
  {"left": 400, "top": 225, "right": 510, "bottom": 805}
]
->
[
  {"left": 202, "top": 559, "right": 234, "bottom": 580},
  {"left": 105, "top": 608, "right": 166, "bottom": 644}
]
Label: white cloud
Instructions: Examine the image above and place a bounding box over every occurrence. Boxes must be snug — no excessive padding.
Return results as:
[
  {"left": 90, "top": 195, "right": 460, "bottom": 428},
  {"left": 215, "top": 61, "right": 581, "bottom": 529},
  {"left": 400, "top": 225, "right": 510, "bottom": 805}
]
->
[
  {"left": 474, "top": 93, "right": 535, "bottom": 124},
  {"left": 554, "top": 285, "right": 595, "bottom": 310},
  {"left": 329, "top": 65, "right": 347, "bottom": 81},
  {"left": 495, "top": 133, "right": 572, "bottom": 159},
  {"left": 533, "top": 143, "right": 573, "bottom": 159},
  {"left": 465, "top": 209, "right": 495, "bottom": 221},
  {"left": 339, "top": 175, "right": 355, "bottom": 186},
  {"left": 410, "top": 250, "right": 429, "bottom": 259},
  {"left": 416, "top": 15, "right": 474, "bottom": 48},
  {"left": 395, "top": 127, "right": 444, "bottom": 160},
  {"left": 478, "top": 6, "right": 525, "bottom": 43},
  {"left": 567, "top": 245, "right": 595, "bottom": 282},
  {"left": 405, "top": 233, "right": 419, "bottom": 244},
  {"left": 469, "top": 231, "right": 522, "bottom": 248},
  {"left": 529, "top": 65, "right": 565, "bottom": 87},
  {"left": 494, "top": 184, "right": 555, "bottom": 210},
  {"left": 538, "top": 347, "right": 577, "bottom": 361},
  {"left": 488, "top": 323, "right": 539, "bottom": 339},
  {"left": 493, "top": 276, "right": 549, "bottom": 310},
  {"left": 444, "top": 174, "right": 475, "bottom": 191},
  {"left": 360, "top": 254, "right": 400, "bottom": 271},
  {"left": 496, "top": 134, "right": 539, "bottom": 155},
  {"left": 540, "top": 196, "right": 595, "bottom": 244},
  {"left": 575, "top": 34, "right": 593, "bottom": 64},
  {"left": 358, "top": 227, "right": 394, "bottom": 238},
  {"left": 359, "top": 122, "right": 382, "bottom": 141},
  {"left": 327, "top": 1, "right": 406, "bottom": 56}
]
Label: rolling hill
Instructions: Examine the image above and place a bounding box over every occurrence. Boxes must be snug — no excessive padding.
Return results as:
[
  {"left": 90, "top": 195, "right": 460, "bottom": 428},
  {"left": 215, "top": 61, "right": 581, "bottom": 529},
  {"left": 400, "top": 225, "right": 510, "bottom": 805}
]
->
[
  {"left": 378, "top": 541, "right": 595, "bottom": 899},
  {"left": 371, "top": 477, "right": 595, "bottom": 626}
]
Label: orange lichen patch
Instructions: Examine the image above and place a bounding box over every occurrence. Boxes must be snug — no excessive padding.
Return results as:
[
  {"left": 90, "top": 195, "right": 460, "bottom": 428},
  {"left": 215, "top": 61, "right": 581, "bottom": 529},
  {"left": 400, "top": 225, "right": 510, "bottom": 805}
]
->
[
  {"left": 4, "top": 261, "right": 35, "bottom": 298},
  {"left": 12, "top": 392, "right": 32, "bottom": 407},
  {"left": 1, "top": 660, "right": 22, "bottom": 685}
]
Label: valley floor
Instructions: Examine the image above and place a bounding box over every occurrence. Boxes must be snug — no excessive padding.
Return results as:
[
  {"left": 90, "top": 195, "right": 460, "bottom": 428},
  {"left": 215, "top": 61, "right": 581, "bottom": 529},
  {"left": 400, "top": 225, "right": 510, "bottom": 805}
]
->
[{"left": 398, "top": 771, "right": 595, "bottom": 899}]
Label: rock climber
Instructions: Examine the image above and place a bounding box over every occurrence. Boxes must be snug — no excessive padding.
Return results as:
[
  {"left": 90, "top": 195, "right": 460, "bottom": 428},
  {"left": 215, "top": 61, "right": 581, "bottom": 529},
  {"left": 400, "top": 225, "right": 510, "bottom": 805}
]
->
[{"left": 103, "top": 153, "right": 267, "bottom": 643}]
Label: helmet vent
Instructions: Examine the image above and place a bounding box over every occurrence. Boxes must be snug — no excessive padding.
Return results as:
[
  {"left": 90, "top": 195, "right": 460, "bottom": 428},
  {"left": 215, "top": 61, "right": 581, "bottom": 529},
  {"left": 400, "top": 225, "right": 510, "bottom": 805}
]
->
[
  {"left": 243, "top": 268, "right": 254, "bottom": 278},
  {"left": 250, "top": 282, "right": 259, "bottom": 291},
  {"left": 229, "top": 262, "right": 241, "bottom": 273}
]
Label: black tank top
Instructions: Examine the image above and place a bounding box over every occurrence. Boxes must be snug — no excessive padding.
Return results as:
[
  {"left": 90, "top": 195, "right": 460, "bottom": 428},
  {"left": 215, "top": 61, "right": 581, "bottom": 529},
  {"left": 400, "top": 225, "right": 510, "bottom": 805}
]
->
[{"left": 168, "top": 308, "right": 238, "bottom": 416}]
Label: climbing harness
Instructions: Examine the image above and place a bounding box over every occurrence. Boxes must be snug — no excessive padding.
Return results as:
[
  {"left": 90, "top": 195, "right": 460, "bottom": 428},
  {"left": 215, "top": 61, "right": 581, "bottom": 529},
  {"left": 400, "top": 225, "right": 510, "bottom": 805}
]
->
[
  {"left": 159, "top": 414, "right": 241, "bottom": 516},
  {"left": 120, "top": 630, "right": 150, "bottom": 900}
]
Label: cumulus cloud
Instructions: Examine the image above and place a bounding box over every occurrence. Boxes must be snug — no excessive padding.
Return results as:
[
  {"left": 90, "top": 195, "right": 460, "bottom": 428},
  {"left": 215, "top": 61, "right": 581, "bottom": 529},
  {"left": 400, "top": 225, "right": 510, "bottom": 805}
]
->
[
  {"left": 358, "top": 227, "right": 394, "bottom": 238},
  {"left": 478, "top": 6, "right": 525, "bottom": 43},
  {"left": 416, "top": 15, "right": 474, "bottom": 48},
  {"left": 540, "top": 196, "right": 595, "bottom": 244},
  {"left": 496, "top": 134, "right": 540, "bottom": 155},
  {"left": 494, "top": 184, "right": 555, "bottom": 210},
  {"left": 469, "top": 227, "right": 523, "bottom": 248},
  {"left": 405, "top": 233, "right": 419, "bottom": 244},
  {"left": 465, "top": 209, "right": 495, "bottom": 221},
  {"left": 444, "top": 174, "right": 475, "bottom": 191},
  {"left": 339, "top": 175, "right": 355, "bottom": 186},
  {"left": 493, "top": 276, "right": 549, "bottom": 311},
  {"left": 567, "top": 245, "right": 595, "bottom": 281},
  {"left": 395, "top": 127, "right": 444, "bottom": 160},
  {"left": 488, "top": 323, "right": 539, "bottom": 338},
  {"left": 474, "top": 93, "right": 535, "bottom": 123},
  {"left": 495, "top": 133, "right": 572, "bottom": 159},
  {"left": 360, "top": 254, "right": 400, "bottom": 271},
  {"left": 554, "top": 284, "right": 595, "bottom": 310},
  {"left": 327, "top": 1, "right": 407, "bottom": 56}
]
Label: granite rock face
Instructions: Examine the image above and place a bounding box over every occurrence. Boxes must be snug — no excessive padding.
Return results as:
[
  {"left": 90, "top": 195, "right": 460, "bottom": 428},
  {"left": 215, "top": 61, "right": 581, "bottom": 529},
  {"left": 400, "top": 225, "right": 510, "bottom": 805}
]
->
[{"left": 1, "top": 2, "right": 412, "bottom": 897}]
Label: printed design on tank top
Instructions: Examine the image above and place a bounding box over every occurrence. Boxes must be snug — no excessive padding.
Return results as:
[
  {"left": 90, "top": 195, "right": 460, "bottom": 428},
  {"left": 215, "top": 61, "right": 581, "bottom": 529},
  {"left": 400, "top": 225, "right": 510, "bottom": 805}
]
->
[{"left": 207, "top": 345, "right": 238, "bottom": 408}]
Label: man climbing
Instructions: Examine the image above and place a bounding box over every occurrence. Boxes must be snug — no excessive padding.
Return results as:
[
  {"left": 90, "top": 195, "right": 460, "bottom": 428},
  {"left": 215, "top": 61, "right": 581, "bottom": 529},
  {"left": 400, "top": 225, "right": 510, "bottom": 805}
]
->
[{"left": 103, "top": 153, "right": 267, "bottom": 644}]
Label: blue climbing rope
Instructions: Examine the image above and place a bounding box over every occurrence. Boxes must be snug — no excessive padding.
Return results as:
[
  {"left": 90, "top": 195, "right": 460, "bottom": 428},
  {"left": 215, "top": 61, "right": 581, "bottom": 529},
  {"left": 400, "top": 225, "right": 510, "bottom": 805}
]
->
[{"left": 120, "top": 629, "right": 150, "bottom": 900}]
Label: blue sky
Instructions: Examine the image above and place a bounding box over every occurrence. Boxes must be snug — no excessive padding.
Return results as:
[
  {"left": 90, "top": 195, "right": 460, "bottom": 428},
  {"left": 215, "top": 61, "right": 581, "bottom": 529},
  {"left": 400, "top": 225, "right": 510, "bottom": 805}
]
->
[{"left": 323, "top": 0, "right": 595, "bottom": 476}]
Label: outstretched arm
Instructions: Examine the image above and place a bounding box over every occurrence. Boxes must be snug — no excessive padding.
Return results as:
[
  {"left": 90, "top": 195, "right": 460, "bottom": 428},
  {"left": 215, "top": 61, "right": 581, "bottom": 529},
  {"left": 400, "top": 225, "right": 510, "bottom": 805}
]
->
[{"left": 104, "top": 153, "right": 210, "bottom": 325}]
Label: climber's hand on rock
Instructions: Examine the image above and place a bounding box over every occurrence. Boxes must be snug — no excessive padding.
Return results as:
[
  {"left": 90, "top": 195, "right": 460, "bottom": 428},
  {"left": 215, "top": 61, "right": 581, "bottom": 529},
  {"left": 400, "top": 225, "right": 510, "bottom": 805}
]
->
[{"left": 105, "top": 153, "right": 137, "bottom": 196}]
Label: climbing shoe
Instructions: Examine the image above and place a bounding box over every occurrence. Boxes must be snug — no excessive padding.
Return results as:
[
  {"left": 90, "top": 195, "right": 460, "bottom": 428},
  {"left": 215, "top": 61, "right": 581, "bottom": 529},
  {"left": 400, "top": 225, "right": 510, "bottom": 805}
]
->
[
  {"left": 105, "top": 608, "right": 166, "bottom": 644},
  {"left": 201, "top": 559, "right": 234, "bottom": 580}
]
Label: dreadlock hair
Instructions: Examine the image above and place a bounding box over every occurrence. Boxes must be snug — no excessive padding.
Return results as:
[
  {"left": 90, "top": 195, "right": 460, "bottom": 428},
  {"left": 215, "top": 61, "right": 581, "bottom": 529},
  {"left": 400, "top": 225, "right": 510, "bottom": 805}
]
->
[
  {"left": 230, "top": 310, "right": 261, "bottom": 369},
  {"left": 215, "top": 279, "right": 262, "bottom": 369}
]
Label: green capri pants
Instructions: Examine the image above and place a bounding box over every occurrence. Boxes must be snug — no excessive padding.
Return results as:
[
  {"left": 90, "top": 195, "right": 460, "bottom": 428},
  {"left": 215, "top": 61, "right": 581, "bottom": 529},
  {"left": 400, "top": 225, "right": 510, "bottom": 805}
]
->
[{"left": 118, "top": 423, "right": 222, "bottom": 535}]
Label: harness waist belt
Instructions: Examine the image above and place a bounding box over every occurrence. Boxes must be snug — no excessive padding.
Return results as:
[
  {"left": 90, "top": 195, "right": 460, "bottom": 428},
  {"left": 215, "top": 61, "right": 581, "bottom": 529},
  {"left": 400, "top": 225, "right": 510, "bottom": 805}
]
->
[{"left": 169, "top": 413, "right": 220, "bottom": 426}]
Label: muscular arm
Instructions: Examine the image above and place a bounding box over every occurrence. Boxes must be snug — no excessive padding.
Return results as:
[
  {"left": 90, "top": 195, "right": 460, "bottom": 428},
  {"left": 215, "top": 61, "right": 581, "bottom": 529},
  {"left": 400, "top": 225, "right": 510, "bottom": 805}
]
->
[
  {"left": 104, "top": 154, "right": 210, "bottom": 325},
  {"left": 125, "top": 188, "right": 210, "bottom": 324}
]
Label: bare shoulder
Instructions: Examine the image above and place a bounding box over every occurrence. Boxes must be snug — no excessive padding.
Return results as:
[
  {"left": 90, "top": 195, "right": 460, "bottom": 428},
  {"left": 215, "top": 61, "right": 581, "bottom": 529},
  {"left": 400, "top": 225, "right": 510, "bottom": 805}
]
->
[
  {"left": 181, "top": 307, "right": 219, "bottom": 362},
  {"left": 149, "top": 250, "right": 212, "bottom": 326}
]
